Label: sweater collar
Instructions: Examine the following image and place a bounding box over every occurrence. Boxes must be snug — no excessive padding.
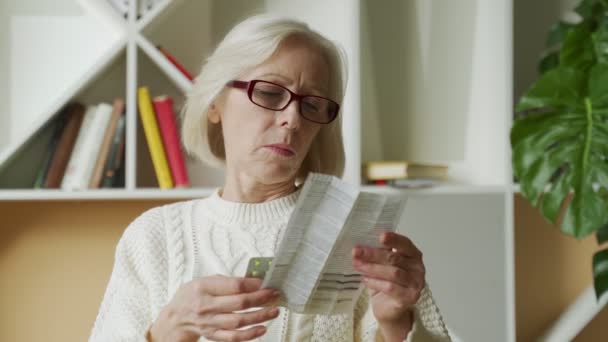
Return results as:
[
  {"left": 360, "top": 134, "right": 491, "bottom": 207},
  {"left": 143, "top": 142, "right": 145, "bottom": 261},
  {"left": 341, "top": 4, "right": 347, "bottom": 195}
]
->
[{"left": 205, "top": 187, "right": 301, "bottom": 224}]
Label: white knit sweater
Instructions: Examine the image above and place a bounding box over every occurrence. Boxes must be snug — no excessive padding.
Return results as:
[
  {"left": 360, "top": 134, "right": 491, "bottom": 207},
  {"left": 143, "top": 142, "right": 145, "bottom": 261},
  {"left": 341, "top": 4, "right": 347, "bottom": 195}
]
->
[{"left": 89, "top": 189, "right": 451, "bottom": 342}]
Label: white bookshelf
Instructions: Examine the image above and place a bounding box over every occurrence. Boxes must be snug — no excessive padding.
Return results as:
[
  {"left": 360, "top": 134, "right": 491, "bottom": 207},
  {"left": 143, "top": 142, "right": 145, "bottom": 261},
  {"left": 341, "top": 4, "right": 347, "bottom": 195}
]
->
[
  {"left": 0, "top": 184, "right": 513, "bottom": 202},
  {"left": 0, "top": 1, "right": 515, "bottom": 341}
]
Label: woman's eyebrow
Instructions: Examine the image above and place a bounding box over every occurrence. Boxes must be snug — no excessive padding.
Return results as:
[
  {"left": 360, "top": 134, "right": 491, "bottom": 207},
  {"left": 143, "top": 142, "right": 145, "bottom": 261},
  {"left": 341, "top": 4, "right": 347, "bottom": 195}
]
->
[
  {"left": 257, "top": 73, "right": 328, "bottom": 95},
  {"left": 258, "top": 72, "right": 289, "bottom": 82}
]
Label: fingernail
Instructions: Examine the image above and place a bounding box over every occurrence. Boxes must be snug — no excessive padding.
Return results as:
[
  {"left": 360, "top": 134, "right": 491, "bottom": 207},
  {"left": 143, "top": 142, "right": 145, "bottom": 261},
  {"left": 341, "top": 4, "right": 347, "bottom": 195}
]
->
[
  {"left": 269, "top": 307, "right": 279, "bottom": 315},
  {"left": 353, "top": 248, "right": 362, "bottom": 257},
  {"left": 272, "top": 290, "right": 281, "bottom": 297}
]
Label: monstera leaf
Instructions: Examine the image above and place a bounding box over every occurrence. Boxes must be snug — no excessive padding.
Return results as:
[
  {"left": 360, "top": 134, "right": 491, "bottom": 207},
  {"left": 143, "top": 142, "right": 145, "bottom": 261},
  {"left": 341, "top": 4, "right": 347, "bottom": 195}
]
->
[
  {"left": 513, "top": 0, "right": 608, "bottom": 302},
  {"left": 594, "top": 247, "right": 608, "bottom": 301},
  {"left": 596, "top": 225, "right": 608, "bottom": 301},
  {"left": 512, "top": 65, "right": 608, "bottom": 238}
]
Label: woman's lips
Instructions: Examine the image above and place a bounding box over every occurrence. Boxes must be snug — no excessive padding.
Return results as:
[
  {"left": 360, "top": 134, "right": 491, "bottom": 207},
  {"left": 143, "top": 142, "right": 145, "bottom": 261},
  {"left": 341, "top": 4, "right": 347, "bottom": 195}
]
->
[{"left": 265, "top": 144, "right": 295, "bottom": 156}]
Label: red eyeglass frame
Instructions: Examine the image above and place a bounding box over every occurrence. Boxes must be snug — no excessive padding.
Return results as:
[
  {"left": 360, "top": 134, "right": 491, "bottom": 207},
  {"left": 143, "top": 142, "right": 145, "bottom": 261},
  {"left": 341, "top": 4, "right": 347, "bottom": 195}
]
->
[{"left": 226, "top": 79, "right": 340, "bottom": 124}]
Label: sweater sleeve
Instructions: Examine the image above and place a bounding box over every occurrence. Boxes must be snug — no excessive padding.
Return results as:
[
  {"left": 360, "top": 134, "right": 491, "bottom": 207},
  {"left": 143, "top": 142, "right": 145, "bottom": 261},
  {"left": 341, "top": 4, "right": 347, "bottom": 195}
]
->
[
  {"left": 89, "top": 207, "right": 169, "bottom": 342},
  {"left": 354, "top": 284, "right": 452, "bottom": 342}
]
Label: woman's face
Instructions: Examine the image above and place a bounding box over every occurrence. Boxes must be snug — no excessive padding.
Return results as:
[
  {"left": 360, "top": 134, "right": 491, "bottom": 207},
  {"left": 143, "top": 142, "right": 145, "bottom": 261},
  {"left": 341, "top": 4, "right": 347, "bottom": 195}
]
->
[{"left": 211, "top": 35, "right": 330, "bottom": 185}]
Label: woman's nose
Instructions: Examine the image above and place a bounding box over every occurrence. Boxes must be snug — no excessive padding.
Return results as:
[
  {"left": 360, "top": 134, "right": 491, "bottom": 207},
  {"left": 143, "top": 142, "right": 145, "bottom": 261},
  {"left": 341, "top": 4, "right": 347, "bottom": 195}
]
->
[{"left": 278, "top": 100, "right": 301, "bottom": 130}]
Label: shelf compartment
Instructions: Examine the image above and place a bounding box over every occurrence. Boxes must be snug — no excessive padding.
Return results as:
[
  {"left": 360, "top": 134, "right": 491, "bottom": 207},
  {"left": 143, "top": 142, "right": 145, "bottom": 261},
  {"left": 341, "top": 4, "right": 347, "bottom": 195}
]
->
[
  {"left": 0, "top": 32, "right": 126, "bottom": 177},
  {"left": 0, "top": 52, "right": 128, "bottom": 191},
  {"left": 135, "top": 49, "right": 224, "bottom": 190}
]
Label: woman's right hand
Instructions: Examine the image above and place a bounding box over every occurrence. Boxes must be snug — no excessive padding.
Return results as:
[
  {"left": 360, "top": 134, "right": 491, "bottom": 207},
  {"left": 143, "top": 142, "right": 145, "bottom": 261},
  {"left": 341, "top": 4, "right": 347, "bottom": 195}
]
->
[{"left": 148, "top": 274, "right": 282, "bottom": 342}]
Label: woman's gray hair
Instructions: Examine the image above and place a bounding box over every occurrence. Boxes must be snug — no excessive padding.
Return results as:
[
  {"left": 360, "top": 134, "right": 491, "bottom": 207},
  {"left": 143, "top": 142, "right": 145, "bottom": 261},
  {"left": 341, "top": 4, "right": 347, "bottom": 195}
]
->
[{"left": 181, "top": 14, "right": 347, "bottom": 182}]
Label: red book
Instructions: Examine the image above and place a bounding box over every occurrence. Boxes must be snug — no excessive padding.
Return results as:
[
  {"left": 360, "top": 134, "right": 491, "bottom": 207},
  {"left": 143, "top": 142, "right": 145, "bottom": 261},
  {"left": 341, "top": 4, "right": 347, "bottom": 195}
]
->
[
  {"left": 152, "top": 95, "right": 190, "bottom": 187},
  {"left": 157, "top": 45, "right": 194, "bottom": 81}
]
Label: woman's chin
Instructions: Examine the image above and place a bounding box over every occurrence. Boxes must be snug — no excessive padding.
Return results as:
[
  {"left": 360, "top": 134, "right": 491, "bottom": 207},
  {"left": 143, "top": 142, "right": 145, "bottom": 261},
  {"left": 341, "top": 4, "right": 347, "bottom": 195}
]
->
[{"left": 255, "top": 166, "right": 299, "bottom": 183}]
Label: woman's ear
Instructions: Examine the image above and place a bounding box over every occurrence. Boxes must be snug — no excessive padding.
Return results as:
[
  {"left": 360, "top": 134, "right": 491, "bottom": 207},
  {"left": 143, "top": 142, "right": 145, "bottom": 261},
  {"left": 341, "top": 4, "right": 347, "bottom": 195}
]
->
[{"left": 208, "top": 103, "right": 221, "bottom": 124}]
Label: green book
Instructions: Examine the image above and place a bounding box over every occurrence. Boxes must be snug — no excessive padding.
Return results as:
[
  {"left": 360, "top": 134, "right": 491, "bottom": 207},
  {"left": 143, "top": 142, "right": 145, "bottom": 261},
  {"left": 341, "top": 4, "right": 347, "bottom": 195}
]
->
[{"left": 33, "top": 109, "right": 69, "bottom": 188}]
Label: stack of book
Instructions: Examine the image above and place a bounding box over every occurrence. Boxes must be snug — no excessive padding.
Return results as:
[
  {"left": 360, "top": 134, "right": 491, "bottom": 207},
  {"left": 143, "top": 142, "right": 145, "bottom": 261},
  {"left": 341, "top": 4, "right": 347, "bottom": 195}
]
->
[
  {"left": 362, "top": 161, "right": 448, "bottom": 188},
  {"left": 138, "top": 87, "right": 190, "bottom": 189},
  {"left": 35, "top": 99, "right": 127, "bottom": 190}
]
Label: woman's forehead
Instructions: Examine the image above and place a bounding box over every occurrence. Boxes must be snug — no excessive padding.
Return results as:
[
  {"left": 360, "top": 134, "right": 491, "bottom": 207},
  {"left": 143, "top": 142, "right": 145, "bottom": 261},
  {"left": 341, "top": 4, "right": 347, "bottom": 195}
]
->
[{"left": 247, "top": 40, "right": 330, "bottom": 94}]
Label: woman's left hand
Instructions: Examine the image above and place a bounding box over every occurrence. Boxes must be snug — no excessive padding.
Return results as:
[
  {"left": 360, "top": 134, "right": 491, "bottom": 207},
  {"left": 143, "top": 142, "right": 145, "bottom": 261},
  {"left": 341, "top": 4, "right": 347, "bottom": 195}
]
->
[{"left": 351, "top": 231, "right": 425, "bottom": 326}]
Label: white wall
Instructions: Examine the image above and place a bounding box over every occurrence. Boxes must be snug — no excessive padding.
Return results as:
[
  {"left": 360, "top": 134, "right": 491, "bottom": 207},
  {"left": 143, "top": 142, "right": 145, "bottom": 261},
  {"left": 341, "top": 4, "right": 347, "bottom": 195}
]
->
[
  {"left": 401, "top": 193, "right": 508, "bottom": 341},
  {"left": 1, "top": 1, "right": 81, "bottom": 150},
  {"left": 0, "top": 0, "right": 106, "bottom": 154},
  {"left": 0, "top": 1, "right": 7, "bottom": 151},
  {"left": 361, "top": 0, "right": 511, "bottom": 186},
  {"left": 514, "top": 0, "right": 578, "bottom": 102}
]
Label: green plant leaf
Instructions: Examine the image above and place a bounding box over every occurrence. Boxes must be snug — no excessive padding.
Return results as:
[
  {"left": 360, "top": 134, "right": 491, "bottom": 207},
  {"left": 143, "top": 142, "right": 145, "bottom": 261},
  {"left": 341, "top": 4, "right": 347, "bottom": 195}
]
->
[
  {"left": 561, "top": 167, "right": 608, "bottom": 237},
  {"left": 592, "top": 16, "right": 608, "bottom": 63},
  {"left": 512, "top": 116, "right": 581, "bottom": 205},
  {"left": 547, "top": 21, "right": 577, "bottom": 48},
  {"left": 539, "top": 50, "right": 561, "bottom": 74},
  {"left": 576, "top": 0, "right": 594, "bottom": 18},
  {"left": 560, "top": 26, "right": 596, "bottom": 72},
  {"left": 512, "top": 67, "right": 608, "bottom": 238},
  {"left": 589, "top": 63, "right": 608, "bottom": 107},
  {"left": 540, "top": 171, "right": 573, "bottom": 224},
  {"left": 516, "top": 68, "right": 586, "bottom": 112},
  {"left": 593, "top": 248, "right": 608, "bottom": 300},
  {"left": 597, "top": 223, "right": 608, "bottom": 244}
]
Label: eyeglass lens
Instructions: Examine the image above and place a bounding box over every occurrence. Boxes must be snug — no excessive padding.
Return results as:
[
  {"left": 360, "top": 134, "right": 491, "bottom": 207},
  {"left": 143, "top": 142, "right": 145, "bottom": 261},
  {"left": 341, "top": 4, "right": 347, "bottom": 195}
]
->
[{"left": 250, "top": 82, "right": 337, "bottom": 123}]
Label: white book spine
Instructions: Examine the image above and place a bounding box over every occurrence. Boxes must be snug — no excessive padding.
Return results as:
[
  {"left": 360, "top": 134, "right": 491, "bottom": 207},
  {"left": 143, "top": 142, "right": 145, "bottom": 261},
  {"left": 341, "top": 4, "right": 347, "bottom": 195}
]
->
[
  {"left": 61, "top": 105, "right": 97, "bottom": 190},
  {"left": 76, "top": 103, "right": 114, "bottom": 190}
]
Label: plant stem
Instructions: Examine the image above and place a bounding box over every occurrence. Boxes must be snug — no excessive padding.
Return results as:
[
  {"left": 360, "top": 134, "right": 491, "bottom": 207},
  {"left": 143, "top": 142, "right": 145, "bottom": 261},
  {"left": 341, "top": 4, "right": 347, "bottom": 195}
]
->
[{"left": 583, "top": 97, "right": 593, "bottom": 176}]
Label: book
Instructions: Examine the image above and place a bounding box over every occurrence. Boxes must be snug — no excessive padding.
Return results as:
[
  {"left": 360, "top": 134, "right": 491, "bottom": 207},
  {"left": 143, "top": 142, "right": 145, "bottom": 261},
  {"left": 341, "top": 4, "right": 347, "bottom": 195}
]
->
[
  {"left": 157, "top": 45, "right": 194, "bottom": 81},
  {"left": 260, "top": 173, "right": 406, "bottom": 315},
  {"left": 44, "top": 103, "right": 86, "bottom": 188},
  {"left": 33, "top": 109, "right": 69, "bottom": 188},
  {"left": 101, "top": 114, "right": 126, "bottom": 188},
  {"left": 61, "top": 103, "right": 114, "bottom": 190},
  {"left": 388, "top": 178, "right": 440, "bottom": 188},
  {"left": 137, "top": 87, "right": 173, "bottom": 189},
  {"left": 112, "top": 149, "right": 126, "bottom": 187},
  {"left": 90, "top": 99, "right": 125, "bottom": 188},
  {"left": 362, "top": 161, "right": 448, "bottom": 181},
  {"left": 153, "top": 95, "right": 190, "bottom": 188}
]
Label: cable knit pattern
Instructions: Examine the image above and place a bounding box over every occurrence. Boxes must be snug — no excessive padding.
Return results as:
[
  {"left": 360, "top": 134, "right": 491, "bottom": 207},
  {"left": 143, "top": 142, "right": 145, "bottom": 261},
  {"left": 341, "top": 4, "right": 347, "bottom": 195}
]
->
[
  {"left": 90, "top": 189, "right": 451, "bottom": 342},
  {"left": 90, "top": 208, "right": 168, "bottom": 342},
  {"left": 412, "top": 285, "right": 451, "bottom": 339},
  {"left": 164, "top": 203, "right": 186, "bottom": 298}
]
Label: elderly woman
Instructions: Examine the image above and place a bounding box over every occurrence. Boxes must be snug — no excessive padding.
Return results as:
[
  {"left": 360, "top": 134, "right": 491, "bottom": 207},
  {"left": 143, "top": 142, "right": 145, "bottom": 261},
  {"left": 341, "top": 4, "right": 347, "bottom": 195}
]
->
[{"left": 90, "top": 15, "right": 450, "bottom": 342}]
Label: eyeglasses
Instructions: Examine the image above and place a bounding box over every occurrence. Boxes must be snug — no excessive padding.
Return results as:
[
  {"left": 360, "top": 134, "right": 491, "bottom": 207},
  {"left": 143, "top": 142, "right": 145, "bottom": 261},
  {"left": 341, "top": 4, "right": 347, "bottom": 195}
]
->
[{"left": 226, "top": 80, "right": 340, "bottom": 124}]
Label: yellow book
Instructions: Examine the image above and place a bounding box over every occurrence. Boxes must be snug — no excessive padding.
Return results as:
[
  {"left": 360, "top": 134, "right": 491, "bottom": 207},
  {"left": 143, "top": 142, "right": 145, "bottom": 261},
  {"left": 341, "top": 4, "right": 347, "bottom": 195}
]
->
[{"left": 138, "top": 87, "right": 173, "bottom": 189}]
